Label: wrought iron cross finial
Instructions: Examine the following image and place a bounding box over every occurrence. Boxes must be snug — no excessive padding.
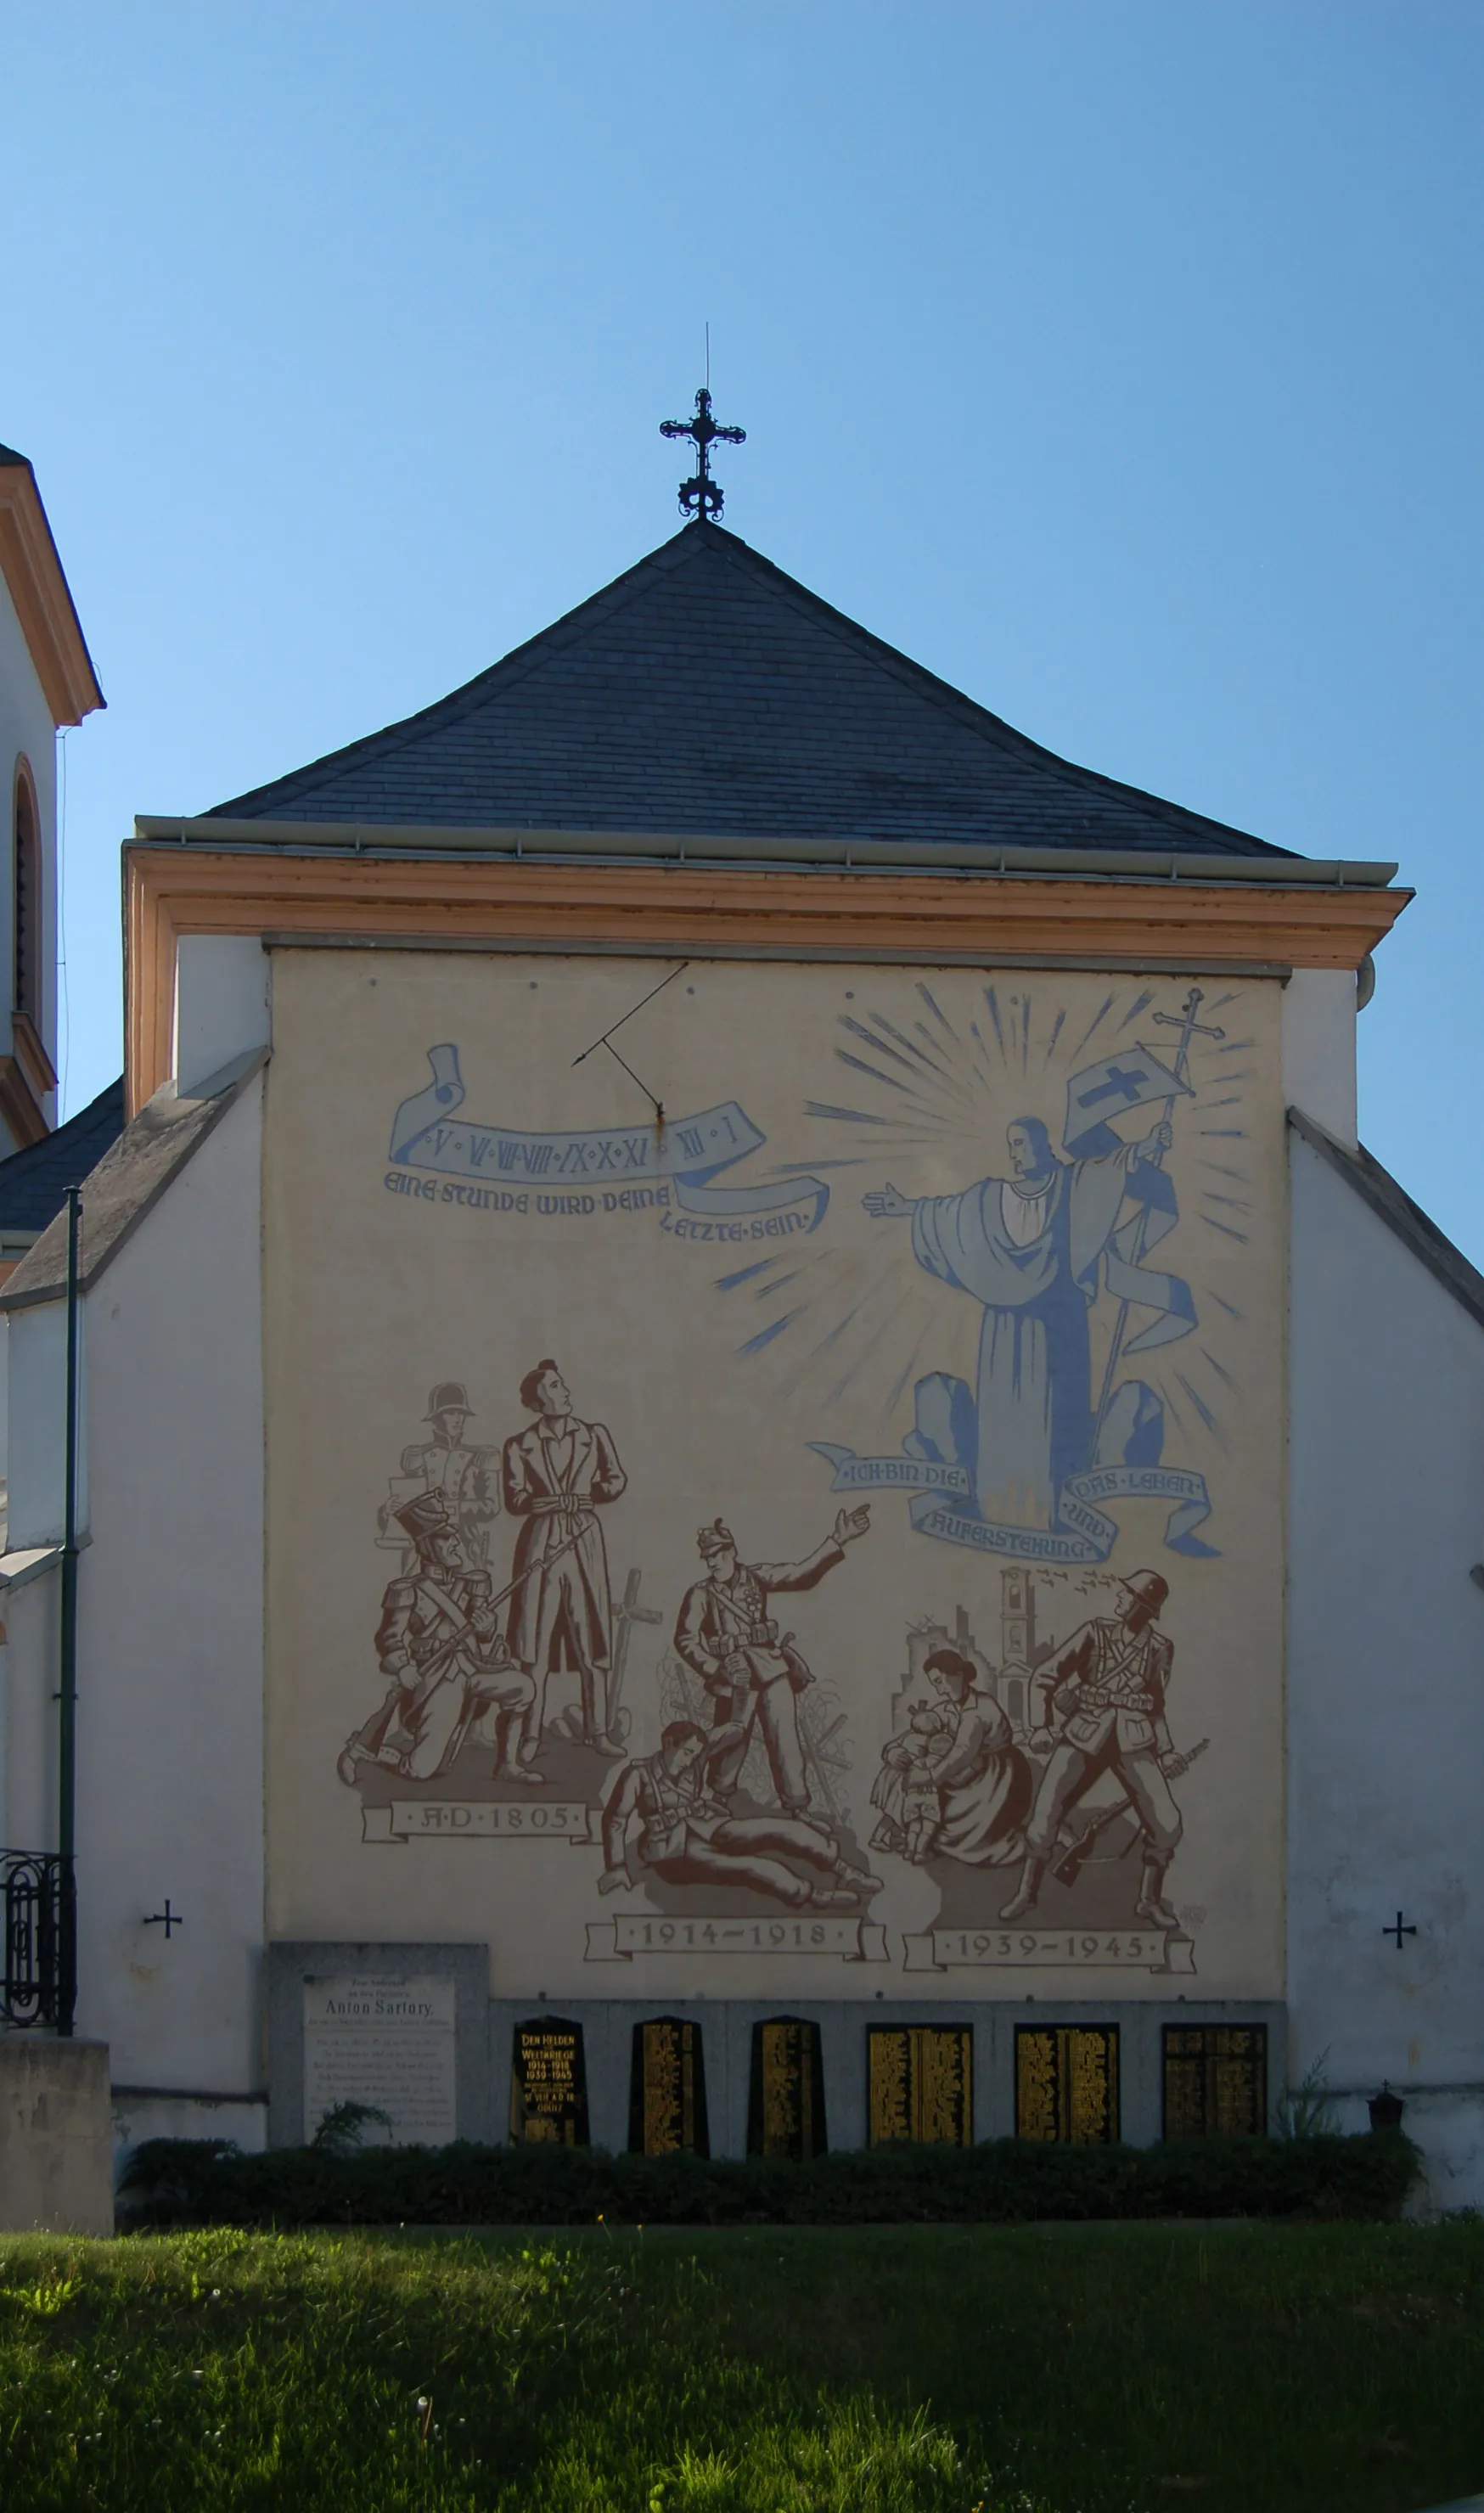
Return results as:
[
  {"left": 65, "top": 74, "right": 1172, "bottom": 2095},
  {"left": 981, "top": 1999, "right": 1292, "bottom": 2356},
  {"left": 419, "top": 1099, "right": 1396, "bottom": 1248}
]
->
[{"left": 660, "top": 386, "right": 745, "bottom": 523}]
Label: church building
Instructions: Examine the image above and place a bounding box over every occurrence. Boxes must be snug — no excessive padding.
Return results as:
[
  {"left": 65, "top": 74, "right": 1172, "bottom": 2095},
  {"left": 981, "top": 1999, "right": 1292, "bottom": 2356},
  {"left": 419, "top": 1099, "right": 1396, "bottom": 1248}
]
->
[{"left": 2, "top": 411, "right": 1479, "bottom": 2201}]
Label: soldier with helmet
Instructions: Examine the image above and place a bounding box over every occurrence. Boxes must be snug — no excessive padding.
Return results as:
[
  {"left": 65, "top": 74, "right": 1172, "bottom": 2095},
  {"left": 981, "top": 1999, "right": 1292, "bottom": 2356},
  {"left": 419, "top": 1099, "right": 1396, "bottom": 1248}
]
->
[
  {"left": 339, "top": 1488, "right": 538, "bottom": 1788},
  {"left": 379, "top": 1380, "right": 501, "bottom": 1571},
  {"left": 672, "top": 1506, "right": 870, "bottom": 1813},
  {"left": 1000, "top": 1567, "right": 1185, "bottom": 1928}
]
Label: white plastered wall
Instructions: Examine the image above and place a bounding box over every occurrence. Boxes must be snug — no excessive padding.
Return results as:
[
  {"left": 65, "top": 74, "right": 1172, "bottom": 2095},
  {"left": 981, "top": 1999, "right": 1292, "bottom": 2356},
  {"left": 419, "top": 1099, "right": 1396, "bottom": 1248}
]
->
[
  {"left": 1281, "top": 967, "right": 1358, "bottom": 1149},
  {"left": 41, "top": 1076, "right": 267, "bottom": 2133},
  {"left": 172, "top": 936, "right": 272, "bottom": 1097},
  {"left": 1288, "top": 1127, "right": 1484, "bottom": 2207}
]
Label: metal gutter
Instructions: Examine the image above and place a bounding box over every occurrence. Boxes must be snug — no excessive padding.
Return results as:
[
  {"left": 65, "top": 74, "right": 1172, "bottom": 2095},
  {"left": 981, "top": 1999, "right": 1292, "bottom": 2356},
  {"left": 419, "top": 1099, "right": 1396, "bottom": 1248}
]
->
[{"left": 131, "top": 817, "right": 1399, "bottom": 890}]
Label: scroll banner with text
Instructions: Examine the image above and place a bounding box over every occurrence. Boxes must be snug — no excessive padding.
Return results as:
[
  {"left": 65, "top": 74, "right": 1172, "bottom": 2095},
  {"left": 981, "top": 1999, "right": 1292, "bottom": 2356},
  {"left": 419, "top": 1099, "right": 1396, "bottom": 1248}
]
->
[
  {"left": 586, "top": 1915, "right": 888, "bottom": 1963},
  {"left": 391, "top": 1044, "right": 828, "bottom": 1229},
  {"left": 807, "top": 1447, "right": 1214, "bottom": 1566},
  {"left": 362, "top": 1802, "right": 595, "bottom": 1844},
  {"left": 903, "top": 1926, "right": 1196, "bottom": 1976}
]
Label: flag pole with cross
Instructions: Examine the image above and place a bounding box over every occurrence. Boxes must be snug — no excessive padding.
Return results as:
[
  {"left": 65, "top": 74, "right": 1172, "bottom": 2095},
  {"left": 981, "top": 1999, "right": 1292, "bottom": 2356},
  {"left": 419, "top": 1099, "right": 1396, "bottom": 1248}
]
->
[{"left": 1087, "top": 987, "right": 1224, "bottom": 1455}]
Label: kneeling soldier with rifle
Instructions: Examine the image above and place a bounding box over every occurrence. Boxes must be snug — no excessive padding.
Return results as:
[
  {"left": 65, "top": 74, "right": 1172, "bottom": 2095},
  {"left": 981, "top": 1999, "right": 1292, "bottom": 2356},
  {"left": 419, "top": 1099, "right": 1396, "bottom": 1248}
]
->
[{"left": 338, "top": 1489, "right": 540, "bottom": 1786}]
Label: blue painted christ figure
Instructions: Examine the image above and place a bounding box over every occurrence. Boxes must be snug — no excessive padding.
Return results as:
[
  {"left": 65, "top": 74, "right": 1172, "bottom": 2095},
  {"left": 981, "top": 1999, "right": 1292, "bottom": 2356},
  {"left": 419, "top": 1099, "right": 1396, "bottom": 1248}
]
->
[{"left": 863, "top": 1116, "right": 1169, "bottom": 1530}]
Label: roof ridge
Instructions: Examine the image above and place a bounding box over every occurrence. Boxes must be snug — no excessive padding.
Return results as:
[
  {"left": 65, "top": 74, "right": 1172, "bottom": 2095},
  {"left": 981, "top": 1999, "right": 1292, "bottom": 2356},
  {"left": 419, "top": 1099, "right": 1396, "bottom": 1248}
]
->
[
  {"left": 210, "top": 529, "right": 711, "bottom": 817},
  {"left": 693, "top": 533, "right": 1284, "bottom": 852},
  {"left": 203, "top": 520, "right": 1289, "bottom": 858}
]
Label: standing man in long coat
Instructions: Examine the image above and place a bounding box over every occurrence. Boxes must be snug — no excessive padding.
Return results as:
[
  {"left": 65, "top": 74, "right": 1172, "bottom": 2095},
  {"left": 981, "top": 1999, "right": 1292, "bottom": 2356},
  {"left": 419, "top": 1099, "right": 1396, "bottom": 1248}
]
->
[{"left": 503, "top": 1359, "right": 627, "bottom": 1762}]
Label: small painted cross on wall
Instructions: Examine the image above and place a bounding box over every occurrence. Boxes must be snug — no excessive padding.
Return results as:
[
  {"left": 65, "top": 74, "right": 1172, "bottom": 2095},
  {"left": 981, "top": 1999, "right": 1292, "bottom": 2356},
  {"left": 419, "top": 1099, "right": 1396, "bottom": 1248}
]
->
[{"left": 1382, "top": 1911, "right": 1417, "bottom": 1950}]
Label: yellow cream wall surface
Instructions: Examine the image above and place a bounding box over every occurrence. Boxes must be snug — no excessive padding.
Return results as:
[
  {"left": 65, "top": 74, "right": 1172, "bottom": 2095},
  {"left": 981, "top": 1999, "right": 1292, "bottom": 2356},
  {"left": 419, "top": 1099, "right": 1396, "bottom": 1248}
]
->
[{"left": 262, "top": 948, "right": 1284, "bottom": 2003}]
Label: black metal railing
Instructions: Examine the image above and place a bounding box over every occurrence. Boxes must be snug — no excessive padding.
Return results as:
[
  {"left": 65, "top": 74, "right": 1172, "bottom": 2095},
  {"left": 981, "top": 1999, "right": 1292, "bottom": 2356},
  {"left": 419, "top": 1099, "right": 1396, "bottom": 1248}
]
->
[{"left": 1, "top": 1850, "right": 75, "bottom": 2029}]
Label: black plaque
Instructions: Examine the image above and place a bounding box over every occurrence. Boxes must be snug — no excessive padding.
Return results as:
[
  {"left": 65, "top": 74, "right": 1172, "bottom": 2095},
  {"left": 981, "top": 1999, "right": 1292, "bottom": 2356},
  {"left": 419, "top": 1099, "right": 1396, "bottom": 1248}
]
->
[
  {"left": 628, "top": 2016, "right": 710, "bottom": 2157},
  {"left": 509, "top": 2016, "right": 590, "bottom": 2146},
  {"left": 747, "top": 2016, "right": 828, "bottom": 2161},
  {"left": 867, "top": 2024, "right": 972, "bottom": 2146},
  {"left": 1015, "top": 2024, "right": 1119, "bottom": 2144},
  {"left": 1162, "top": 2025, "right": 1268, "bottom": 2138}
]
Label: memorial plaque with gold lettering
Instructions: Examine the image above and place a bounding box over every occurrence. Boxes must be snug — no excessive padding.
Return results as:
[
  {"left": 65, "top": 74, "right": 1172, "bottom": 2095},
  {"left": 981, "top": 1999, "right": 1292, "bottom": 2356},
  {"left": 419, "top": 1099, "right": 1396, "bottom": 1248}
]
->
[
  {"left": 509, "top": 2017, "right": 590, "bottom": 2146},
  {"left": 867, "top": 2024, "right": 972, "bottom": 2146},
  {"left": 628, "top": 2017, "right": 710, "bottom": 2156},
  {"left": 1162, "top": 2024, "right": 1267, "bottom": 2138},
  {"left": 747, "top": 2016, "right": 827, "bottom": 2160},
  {"left": 1015, "top": 2025, "right": 1119, "bottom": 2144}
]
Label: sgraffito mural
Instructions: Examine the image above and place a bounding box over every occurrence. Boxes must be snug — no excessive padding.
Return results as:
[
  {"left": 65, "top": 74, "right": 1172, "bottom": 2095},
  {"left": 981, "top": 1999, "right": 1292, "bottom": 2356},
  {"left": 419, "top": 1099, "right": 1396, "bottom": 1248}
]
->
[{"left": 264, "top": 953, "right": 1284, "bottom": 1999}]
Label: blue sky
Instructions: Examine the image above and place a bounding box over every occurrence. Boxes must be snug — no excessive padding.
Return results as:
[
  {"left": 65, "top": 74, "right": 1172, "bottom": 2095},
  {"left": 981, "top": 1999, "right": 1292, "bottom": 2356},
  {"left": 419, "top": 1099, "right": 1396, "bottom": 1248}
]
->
[{"left": 6, "top": 4, "right": 1481, "bottom": 1250}]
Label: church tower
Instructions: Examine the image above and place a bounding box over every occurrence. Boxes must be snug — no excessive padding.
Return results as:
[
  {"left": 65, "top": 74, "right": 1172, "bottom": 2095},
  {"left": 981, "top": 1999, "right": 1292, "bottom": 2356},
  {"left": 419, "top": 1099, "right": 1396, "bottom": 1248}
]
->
[
  {"left": 0, "top": 445, "right": 104, "bottom": 1155},
  {"left": 6, "top": 405, "right": 1481, "bottom": 2211}
]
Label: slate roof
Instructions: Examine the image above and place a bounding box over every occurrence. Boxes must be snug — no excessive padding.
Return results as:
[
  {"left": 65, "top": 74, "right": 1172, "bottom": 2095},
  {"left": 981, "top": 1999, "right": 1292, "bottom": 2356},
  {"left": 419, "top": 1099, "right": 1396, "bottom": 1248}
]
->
[
  {"left": 209, "top": 522, "right": 1290, "bottom": 858},
  {"left": 0, "top": 1058, "right": 261, "bottom": 1308},
  {"left": 0, "top": 1078, "right": 125, "bottom": 1236}
]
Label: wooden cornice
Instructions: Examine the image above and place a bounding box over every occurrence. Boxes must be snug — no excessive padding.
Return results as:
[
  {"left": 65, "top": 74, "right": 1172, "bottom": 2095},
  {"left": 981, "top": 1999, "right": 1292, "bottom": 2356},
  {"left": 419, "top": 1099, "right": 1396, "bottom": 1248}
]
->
[
  {"left": 0, "top": 458, "right": 104, "bottom": 728},
  {"left": 0, "top": 1052, "right": 49, "bottom": 1150},
  {"left": 124, "top": 839, "right": 1410, "bottom": 1118},
  {"left": 10, "top": 1009, "right": 58, "bottom": 1103}
]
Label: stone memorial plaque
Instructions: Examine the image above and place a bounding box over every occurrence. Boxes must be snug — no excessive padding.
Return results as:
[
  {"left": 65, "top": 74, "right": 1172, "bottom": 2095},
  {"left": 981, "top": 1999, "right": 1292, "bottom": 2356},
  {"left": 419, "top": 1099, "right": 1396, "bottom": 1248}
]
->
[
  {"left": 510, "top": 2017, "right": 590, "bottom": 2146},
  {"left": 867, "top": 2025, "right": 972, "bottom": 2147},
  {"left": 301, "top": 1973, "right": 457, "bottom": 2146},
  {"left": 1162, "top": 2024, "right": 1267, "bottom": 2138},
  {"left": 1015, "top": 2024, "right": 1119, "bottom": 2145},
  {"left": 628, "top": 2016, "right": 709, "bottom": 2157},
  {"left": 747, "top": 2016, "right": 827, "bottom": 2161}
]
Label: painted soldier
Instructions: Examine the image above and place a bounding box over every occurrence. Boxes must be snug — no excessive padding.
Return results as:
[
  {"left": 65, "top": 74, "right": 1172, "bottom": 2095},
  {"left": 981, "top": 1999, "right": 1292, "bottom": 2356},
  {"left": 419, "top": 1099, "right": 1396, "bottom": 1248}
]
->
[
  {"left": 999, "top": 1568, "right": 1183, "bottom": 1927},
  {"left": 599, "top": 1720, "right": 875, "bottom": 1911},
  {"left": 672, "top": 1507, "right": 869, "bottom": 1814},
  {"left": 503, "top": 1360, "right": 627, "bottom": 1760},
  {"left": 378, "top": 1380, "right": 501, "bottom": 1569},
  {"left": 338, "top": 1488, "right": 538, "bottom": 1787}
]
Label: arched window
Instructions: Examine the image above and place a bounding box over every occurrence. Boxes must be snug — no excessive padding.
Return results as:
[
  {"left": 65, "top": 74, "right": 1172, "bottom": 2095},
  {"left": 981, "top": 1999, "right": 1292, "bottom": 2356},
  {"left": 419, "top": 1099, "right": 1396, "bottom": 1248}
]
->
[{"left": 13, "top": 761, "right": 39, "bottom": 1022}]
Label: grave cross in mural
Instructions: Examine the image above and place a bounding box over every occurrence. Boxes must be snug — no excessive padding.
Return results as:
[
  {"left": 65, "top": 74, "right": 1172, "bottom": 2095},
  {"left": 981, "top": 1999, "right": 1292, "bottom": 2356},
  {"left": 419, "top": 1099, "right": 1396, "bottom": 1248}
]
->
[
  {"left": 660, "top": 386, "right": 746, "bottom": 522},
  {"left": 609, "top": 1568, "right": 664, "bottom": 1731}
]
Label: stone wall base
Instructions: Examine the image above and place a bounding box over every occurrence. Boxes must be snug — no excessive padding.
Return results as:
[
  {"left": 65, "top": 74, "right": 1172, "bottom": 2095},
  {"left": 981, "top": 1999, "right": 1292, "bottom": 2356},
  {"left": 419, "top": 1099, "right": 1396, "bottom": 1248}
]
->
[{"left": 0, "top": 2037, "right": 114, "bottom": 2235}]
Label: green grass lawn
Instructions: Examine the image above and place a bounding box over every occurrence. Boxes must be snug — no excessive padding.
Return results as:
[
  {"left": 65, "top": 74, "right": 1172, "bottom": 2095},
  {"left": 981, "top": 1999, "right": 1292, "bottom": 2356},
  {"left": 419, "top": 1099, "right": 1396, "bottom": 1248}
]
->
[{"left": 1, "top": 2220, "right": 1481, "bottom": 2511}]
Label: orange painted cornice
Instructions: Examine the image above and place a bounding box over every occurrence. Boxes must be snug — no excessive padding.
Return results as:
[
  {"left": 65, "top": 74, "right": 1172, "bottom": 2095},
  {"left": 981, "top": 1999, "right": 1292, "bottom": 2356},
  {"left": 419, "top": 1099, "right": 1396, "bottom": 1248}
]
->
[
  {"left": 124, "top": 833, "right": 1409, "bottom": 1118},
  {"left": 0, "top": 456, "right": 104, "bottom": 728}
]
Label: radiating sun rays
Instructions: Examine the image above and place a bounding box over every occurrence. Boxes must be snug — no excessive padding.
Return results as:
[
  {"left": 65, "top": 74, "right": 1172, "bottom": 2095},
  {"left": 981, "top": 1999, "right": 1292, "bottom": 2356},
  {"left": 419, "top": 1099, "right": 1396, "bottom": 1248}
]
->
[{"left": 711, "top": 976, "right": 1256, "bottom": 1465}]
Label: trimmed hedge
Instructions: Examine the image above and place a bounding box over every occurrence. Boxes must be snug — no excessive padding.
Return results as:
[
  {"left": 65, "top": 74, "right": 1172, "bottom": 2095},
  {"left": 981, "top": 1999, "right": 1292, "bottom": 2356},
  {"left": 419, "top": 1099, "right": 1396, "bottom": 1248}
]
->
[{"left": 116, "top": 2129, "right": 1418, "bottom": 2229}]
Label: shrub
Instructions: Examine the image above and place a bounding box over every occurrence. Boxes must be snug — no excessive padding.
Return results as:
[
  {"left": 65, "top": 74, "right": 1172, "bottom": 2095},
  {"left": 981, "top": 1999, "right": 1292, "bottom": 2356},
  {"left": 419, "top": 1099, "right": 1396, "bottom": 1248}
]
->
[{"left": 115, "top": 2128, "right": 1418, "bottom": 2230}]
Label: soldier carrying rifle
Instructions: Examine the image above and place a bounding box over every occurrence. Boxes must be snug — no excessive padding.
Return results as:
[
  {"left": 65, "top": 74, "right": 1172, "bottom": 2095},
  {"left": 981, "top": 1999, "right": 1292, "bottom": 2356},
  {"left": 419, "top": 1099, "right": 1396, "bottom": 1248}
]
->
[{"left": 338, "top": 1488, "right": 539, "bottom": 1788}]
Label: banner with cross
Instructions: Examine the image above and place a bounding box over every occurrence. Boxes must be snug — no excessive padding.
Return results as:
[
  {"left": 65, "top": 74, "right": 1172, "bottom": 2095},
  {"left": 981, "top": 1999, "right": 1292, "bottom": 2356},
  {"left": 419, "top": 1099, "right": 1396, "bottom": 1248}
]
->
[{"left": 1062, "top": 1047, "right": 1192, "bottom": 1157}]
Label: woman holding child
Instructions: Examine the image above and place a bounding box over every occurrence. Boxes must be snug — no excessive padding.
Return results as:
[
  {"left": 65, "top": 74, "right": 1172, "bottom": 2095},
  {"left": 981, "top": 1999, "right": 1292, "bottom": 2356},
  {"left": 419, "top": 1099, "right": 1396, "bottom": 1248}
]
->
[{"left": 870, "top": 1647, "right": 1031, "bottom": 1867}]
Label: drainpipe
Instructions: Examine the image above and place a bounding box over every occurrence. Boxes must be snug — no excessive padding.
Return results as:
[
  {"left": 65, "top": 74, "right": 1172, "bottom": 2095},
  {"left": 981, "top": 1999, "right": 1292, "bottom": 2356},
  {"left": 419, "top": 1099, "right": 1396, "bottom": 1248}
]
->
[{"left": 56, "top": 1183, "right": 81, "bottom": 2036}]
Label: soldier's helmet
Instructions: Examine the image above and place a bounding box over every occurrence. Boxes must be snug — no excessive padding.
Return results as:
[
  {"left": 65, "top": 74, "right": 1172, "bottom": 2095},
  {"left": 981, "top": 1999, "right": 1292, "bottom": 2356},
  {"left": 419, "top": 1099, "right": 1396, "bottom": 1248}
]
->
[
  {"left": 1117, "top": 1568, "right": 1168, "bottom": 1617},
  {"left": 696, "top": 1519, "right": 736, "bottom": 1560},
  {"left": 394, "top": 1488, "right": 460, "bottom": 1549},
  {"left": 425, "top": 1381, "right": 473, "bottom": 1420}
]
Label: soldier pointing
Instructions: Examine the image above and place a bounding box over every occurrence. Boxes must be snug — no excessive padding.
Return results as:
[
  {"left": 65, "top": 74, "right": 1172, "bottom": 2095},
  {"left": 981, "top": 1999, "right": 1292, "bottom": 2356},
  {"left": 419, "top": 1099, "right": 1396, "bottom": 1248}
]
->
[{"left": 673, "top": 1506, "right": 870, "bottom": 1814}]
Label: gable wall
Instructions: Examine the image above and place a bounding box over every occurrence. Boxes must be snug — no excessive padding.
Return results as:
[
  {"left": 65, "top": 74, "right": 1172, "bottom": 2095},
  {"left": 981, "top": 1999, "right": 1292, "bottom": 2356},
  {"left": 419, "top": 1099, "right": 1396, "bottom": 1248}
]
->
[
  {"left": 1288, "top": 1127, "right": 1484, "bottom": 2204},
  {"left": 66, "top": 1077, "right": 266, "bottom": 2107}
]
